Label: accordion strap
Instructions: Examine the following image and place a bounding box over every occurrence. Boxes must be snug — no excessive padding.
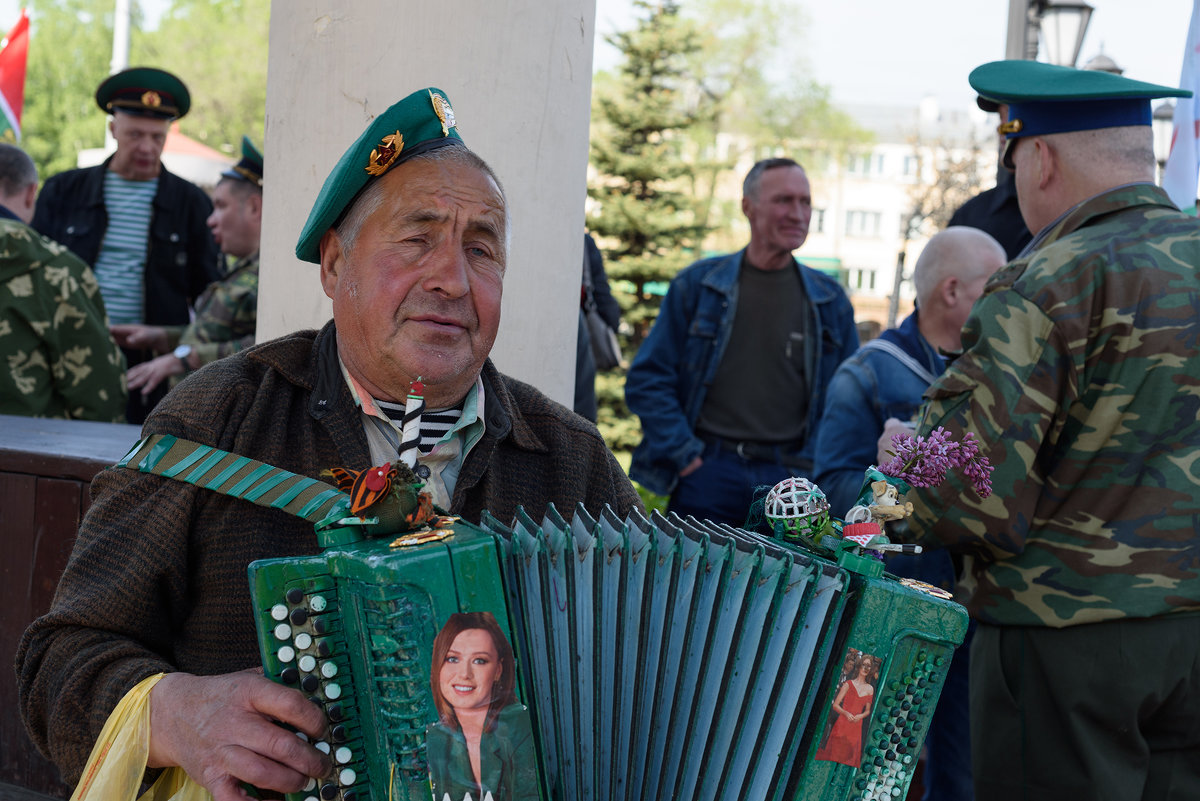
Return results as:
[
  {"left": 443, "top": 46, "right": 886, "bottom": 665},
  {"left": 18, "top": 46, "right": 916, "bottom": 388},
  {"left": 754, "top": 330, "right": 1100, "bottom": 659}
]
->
[{"left": 116, "top": 433, "right": 351, "bottom": 527}]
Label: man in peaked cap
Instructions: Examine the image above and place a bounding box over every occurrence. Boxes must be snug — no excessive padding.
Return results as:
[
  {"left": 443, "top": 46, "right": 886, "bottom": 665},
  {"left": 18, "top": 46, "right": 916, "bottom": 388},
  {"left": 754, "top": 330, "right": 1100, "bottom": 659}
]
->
[
  {"left": 18, "top": 88, "right": 639, "bottom": 799},
  {"left": 900, "top": 60, "right": 1200, "bottom": 800},
  {"left": 112, "top": 136, "right": 264, "bottom": 399},
  {"left": 31, "top": 66, "right": 219, "bottom": 425}
]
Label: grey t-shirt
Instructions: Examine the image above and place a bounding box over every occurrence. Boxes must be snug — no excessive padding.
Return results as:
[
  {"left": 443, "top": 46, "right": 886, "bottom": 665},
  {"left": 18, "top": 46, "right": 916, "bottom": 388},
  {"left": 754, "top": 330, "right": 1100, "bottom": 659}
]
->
[{"left": 695, "top": 257, "right": 810, "bottom": 444}]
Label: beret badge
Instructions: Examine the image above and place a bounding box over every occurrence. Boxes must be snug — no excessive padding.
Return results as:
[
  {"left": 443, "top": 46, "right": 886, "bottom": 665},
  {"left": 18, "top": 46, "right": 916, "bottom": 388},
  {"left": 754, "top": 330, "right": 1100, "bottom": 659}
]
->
[
  {"left": 365, "top": 131, "right": 404, "bottom": 177},
  {"left": 430, "top": 90, "right": 456, "bottom": 137}
]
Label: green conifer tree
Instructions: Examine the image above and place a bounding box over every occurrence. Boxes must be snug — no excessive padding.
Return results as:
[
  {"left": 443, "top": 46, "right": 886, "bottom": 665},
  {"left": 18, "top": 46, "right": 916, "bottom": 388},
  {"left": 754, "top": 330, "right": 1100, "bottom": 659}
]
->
[{"left": 587, "top": 0, "right": 714, "bottom": 461}]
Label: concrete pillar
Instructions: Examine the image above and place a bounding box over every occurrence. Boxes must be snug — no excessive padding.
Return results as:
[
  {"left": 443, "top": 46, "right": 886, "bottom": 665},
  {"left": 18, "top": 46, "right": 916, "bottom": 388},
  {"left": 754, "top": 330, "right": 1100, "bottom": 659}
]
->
[{"left": 258, "top": 0, "right": 597, "bottom": 406}]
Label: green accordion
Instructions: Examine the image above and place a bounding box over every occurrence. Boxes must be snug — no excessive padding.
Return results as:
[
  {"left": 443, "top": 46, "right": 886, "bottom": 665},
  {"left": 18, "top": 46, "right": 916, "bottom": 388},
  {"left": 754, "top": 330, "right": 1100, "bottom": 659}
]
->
[{"left": 119, "top": 435, "right": 968, "bottom": 801}]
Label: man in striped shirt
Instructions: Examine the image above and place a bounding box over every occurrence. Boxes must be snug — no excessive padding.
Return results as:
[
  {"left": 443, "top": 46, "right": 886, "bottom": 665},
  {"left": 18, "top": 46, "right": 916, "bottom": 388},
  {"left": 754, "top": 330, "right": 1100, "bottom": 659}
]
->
[{"left": 32, "top": 66, "right": 219, "bottom": 423}]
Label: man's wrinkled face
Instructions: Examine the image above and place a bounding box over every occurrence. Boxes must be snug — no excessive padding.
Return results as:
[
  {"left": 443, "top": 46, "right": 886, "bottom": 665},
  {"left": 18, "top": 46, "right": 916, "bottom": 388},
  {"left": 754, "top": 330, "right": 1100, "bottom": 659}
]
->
[
  {"left": 320, "top": 157, "right": 507, "bottom": 407},
  {"left": 108, "top": 112, "right": 170, "bottom": 181},
  {"left": 744, "top": 165, "right": 812, "bottom": 255}
]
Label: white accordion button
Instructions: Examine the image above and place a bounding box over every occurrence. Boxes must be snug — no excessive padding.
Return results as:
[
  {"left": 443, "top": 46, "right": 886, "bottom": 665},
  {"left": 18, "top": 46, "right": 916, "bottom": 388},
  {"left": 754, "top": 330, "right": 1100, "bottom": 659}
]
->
[
  {"left": 277, "top": 645, "right": 295, "bottom": 663},
  {"left": 273, "top": 623, "right": 291, "bottom": 641},
  {"left": 335, "top": 746, "right": 352, "bottom": 764},
  {"left": 339, "top": 768, "right": 356, "bottom": 785},
  {"left": 321, "top": 661, "right": 338, "bottom": 678},
  {"left": 310, "top": 595, "right": 327, "bottom": 612},
  {"left": 314, "top": 741, "right": 330, "bottom": 754},
  {"left": 271, "top": 603, "right": 288, "bottom": 621},
  {"left": 325, "top": 682, "right": 342, "bottom": 700},
  {"left": 294, "top": 632, "right": 313, "bottom": 649},
  {"left": 298, "top": 654, "right": 317, "bottom": 672}
]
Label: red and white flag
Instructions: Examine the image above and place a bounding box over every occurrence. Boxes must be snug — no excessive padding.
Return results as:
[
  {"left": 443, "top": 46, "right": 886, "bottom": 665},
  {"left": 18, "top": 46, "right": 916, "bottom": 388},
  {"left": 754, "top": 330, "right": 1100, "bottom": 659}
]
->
[
  {"left": 1163, "top": 0, "right": 1200, "bottom": 215},
  {"left": 0, "top": 9, "right": 28, "bottom": 141}
]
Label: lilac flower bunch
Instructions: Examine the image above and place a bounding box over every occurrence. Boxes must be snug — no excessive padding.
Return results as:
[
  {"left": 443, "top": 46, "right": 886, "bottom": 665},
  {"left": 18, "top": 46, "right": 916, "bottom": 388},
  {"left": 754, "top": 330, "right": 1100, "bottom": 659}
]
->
[{"left": 878, "top": 426, "right": 993, "bottom": 498}]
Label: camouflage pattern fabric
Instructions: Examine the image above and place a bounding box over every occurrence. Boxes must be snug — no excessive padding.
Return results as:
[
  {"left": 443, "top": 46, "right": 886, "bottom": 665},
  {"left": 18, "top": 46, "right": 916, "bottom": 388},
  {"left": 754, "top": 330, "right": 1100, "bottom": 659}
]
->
[
  {"left": 178, "top": 252, "right": 258, "bottom": 366},
  {"left": 0, "top": 218, "right": 127, "bottom": 421},
  {"left": 906, "top": 184, "right": 1200, "bottom": 628}
]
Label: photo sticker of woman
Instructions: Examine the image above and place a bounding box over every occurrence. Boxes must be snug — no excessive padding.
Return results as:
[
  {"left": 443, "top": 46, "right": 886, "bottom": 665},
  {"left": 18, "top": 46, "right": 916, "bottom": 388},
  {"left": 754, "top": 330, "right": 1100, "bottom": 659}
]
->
[
  {"left": 426, "top": 611, "right": 541, "bottom": 801},
  {"left": 814, "top": 648, "right": 878, "bottom": 768}
]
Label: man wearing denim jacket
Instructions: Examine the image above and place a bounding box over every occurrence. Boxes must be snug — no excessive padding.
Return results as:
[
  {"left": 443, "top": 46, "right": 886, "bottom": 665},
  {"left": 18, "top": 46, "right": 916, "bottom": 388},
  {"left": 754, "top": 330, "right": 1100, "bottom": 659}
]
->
[
  {"left": 812, "top": 226, "right": 1004, "bottom": 801},
  {"left": 625, "top": 157, "right": 858, "bottom": 525}
]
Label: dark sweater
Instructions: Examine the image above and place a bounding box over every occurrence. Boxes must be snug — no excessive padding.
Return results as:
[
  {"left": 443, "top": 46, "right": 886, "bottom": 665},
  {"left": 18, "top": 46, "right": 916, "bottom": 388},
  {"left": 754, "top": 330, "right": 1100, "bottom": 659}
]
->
[{"left": 16, "top": 321, "right": 640, "bottom": 783}]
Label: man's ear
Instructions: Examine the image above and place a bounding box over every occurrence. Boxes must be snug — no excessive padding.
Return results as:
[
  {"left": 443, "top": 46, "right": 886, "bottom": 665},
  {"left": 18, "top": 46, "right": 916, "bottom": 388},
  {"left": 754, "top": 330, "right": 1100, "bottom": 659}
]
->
[
  {"left": 245, "top": 191, "right": 262, "bottom": 222},
  {"left": 319, "top": 229, "right": 345, "bottom": 300},
  {"left": 1033, "top": 138, "right": 1056, "bottom": 190}
]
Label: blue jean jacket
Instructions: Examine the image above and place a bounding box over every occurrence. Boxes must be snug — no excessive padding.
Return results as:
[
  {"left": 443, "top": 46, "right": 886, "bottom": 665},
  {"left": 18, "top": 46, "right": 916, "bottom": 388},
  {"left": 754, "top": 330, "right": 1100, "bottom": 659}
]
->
[
  {"left": 625, "top": 249, "right": 859, "bottom": 496},
  {"left": 812, "top": 310, "right": 944, "bottom": 517}
]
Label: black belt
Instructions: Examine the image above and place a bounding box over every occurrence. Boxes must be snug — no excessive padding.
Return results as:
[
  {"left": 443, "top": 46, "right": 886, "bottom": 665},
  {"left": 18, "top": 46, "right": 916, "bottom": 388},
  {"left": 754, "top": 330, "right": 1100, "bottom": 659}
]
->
[{"left": 700, "top": 434, "right": 811, "bottom": 471}]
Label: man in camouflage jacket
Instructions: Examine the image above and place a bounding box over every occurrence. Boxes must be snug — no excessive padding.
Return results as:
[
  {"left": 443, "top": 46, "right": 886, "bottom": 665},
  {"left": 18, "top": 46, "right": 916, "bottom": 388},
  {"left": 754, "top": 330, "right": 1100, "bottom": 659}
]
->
[
  {"left": 905, "top": 62, "right": 1200, "bottom": 800},
  {"left": 0, "top": 144, "right": 126, "bottom": 421},
  {"left": 112, "top": 137, "right": 263, "bottom": 401}
]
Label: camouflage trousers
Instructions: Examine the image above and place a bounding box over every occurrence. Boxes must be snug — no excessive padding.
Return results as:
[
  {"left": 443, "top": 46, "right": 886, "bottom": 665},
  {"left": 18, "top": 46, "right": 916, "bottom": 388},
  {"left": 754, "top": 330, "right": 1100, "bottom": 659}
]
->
[{"left": 970, "top": 615, "right": 1200, "bottom": 801}]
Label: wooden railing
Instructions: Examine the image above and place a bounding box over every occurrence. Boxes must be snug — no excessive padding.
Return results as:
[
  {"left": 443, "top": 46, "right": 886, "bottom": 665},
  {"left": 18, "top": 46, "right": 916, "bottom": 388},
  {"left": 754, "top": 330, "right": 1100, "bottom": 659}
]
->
[{"left": 0, "top": 416, "right": 142, "bottom": 799}]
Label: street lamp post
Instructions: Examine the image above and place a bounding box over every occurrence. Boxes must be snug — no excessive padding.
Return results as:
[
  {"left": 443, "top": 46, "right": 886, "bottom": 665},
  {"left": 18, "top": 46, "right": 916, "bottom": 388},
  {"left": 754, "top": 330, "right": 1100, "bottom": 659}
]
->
[
  {"left": 1153, "top": 100, "right": 1176, "bottom": 184},
  {"left": 1005, "top": 0, "right": 1094, "bottom": 67}
]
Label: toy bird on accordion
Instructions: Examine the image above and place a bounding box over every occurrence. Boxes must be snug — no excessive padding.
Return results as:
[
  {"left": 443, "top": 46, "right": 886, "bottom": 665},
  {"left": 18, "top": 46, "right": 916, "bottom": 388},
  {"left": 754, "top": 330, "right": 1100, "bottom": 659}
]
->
[{"left": 322, "top": 460, "right": 435, "bottom": 531}]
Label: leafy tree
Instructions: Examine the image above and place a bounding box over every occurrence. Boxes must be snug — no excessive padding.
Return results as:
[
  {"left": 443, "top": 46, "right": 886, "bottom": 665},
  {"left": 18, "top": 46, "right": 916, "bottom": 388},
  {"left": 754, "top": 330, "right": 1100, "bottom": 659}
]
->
[
  {"left": 21, "top": 0, "right": 139, "bottom": 178},
  {"left": 887, "top": 132, "right": 987, "bottom": 326},
  {"left": 140, "top": 0, "right": 268, "bottom": 156},
  {"left": 18, "top": 0, "right": 266, "bottom": 182}
]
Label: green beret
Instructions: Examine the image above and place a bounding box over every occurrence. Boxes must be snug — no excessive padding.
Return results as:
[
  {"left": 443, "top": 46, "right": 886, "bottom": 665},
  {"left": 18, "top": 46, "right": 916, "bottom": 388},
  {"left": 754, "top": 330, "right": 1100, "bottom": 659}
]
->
[
  {"left": 295, "top": 87, "right": 464, "bottom": 264},
  {"left": 969, "top": 60, "right": 1191, "bottom": 168},
  {"left": 223, "top": 136, "right": 263, "bottom": 187},
  {"left": 96, "top": 67, "right": 190, "bottom": 119}
]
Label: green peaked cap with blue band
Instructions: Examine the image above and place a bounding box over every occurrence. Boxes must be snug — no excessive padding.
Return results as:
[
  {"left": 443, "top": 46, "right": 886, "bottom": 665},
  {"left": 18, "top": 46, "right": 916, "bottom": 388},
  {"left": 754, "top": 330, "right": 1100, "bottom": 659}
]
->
[
  {"left": 295, "top": 87, "right": 464, "bottom": 263},
  {"left": 96, "top": 66, "right": 191, "bottom": 119},
  {"left": 969, "top": 60, "right": 1191, "bottom": 169},
  {"left": 222, "top": 135, "right": 264, "bottom": 187}
]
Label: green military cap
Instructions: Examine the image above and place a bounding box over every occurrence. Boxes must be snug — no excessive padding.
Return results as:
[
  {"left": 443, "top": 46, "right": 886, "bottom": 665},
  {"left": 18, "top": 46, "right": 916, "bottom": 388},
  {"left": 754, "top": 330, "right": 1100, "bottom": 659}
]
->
[
  {"left": 96, "top": 67, "right": 190, "bottom": 119},
  {"left": 295, "top": 87, "right": 464, "bottom": 264},
  {"left": 969, "top": 60, "right": 1191, "bottom": 169},
  {"left": 222, "top": 136, "right": 264, "bottom": 187}
]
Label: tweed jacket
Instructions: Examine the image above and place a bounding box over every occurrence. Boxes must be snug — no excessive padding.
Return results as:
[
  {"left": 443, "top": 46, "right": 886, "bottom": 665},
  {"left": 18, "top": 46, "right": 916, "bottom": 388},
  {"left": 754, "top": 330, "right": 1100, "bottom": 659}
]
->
[{"left": 17, "top": 321, "right": 640, "bottom": 783}]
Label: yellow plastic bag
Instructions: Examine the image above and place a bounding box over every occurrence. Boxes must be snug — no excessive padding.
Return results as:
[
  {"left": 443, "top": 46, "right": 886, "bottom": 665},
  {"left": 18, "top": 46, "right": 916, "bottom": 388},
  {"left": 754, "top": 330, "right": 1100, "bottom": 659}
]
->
[{"left": 70, "top": 672, "right": 212, "bottom": 801}]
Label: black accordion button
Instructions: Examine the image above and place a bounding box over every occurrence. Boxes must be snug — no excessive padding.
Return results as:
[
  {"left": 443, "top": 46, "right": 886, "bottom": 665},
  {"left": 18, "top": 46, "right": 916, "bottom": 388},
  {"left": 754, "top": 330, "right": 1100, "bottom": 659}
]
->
[
  {"left": 320, "top": 782, "right": 339, "bottom": 800},
  {"left": 301, "top": 675, "right": 320, "bottom": 693},
  {"left": 290, "top": 607, "right": 309, "bottom": 626},
  {"left": 317, "top": 638, "right": 332, "bottom": 657},
  {"left": 331, "top": 724, "right": 347, "bottom": 742},
  {"left": 327, "top": 703, "right": 344, "bottom": 722},
  {"left": 280, "top": 668, "right": 299, "bottom": 685}
]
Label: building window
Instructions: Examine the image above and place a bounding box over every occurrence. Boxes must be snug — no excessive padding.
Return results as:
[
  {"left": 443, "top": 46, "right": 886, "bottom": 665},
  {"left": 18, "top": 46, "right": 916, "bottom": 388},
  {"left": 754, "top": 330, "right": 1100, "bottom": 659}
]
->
[
  {"left": 846, "top": 152, "right": 884, "bottom": 175},
  {"left": 845, "top": 210, "right": 883, "bottom": 238},
  {"left": 811, "top": 208, "right": 825, "bottom": 234}
]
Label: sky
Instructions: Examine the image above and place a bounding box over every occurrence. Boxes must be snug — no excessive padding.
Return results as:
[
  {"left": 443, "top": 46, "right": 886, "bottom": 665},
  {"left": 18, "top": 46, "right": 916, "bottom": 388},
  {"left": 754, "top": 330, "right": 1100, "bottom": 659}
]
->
[
  {"left": 593, "top": 0, "right": 1196, "bottom": 113},
  {"left": 0, "top": 0, "right": 1189, "bottom": 114}
]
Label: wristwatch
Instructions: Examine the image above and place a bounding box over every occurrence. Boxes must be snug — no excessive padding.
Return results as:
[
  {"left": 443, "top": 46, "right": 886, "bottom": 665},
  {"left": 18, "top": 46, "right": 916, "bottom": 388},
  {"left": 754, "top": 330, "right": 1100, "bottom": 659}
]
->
[{"left": 173, "top": 344, "right": 193, "bottom": 370}]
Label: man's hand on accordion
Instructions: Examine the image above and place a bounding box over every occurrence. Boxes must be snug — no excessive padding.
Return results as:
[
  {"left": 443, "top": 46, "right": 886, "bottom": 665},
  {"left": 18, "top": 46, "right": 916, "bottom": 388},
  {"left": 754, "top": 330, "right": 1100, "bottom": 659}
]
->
[{"left": 147, "top": 669, "right": 333, "bottom": 800}]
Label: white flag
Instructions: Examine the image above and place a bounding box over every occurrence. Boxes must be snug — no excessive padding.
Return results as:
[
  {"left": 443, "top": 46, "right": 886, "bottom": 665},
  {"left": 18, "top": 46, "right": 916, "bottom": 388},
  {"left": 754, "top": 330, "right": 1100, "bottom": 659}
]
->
[{"left": 1162, "top": 0, "right": 1200, "bottom": 214}]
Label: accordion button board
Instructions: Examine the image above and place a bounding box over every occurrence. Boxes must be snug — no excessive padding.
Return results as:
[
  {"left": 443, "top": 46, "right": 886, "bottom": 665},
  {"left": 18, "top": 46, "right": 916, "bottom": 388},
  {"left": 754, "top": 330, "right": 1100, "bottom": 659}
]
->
[{"left": 250, "top": 518, "right": 513, "bottom": 801}]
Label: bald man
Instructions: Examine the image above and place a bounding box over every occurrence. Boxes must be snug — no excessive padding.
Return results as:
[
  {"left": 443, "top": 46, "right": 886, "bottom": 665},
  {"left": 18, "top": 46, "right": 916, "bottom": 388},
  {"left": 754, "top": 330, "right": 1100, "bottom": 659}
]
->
[{"left": 813, "top": 226, "right": 1006, "bottom": 517}]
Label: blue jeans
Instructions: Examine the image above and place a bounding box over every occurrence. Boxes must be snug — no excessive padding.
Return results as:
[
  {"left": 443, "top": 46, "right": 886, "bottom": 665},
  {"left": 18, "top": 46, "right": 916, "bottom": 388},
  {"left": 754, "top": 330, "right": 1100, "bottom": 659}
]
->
[{"left": 668, "top": 439, "right": 807, "bottom": 527}]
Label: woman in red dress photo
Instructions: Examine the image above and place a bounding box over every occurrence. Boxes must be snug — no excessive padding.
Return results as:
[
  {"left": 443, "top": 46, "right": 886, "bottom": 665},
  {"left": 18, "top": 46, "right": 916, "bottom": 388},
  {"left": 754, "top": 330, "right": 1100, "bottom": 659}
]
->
[{"left": 815, "top": 651, "right": 877, "bottom": 767}]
